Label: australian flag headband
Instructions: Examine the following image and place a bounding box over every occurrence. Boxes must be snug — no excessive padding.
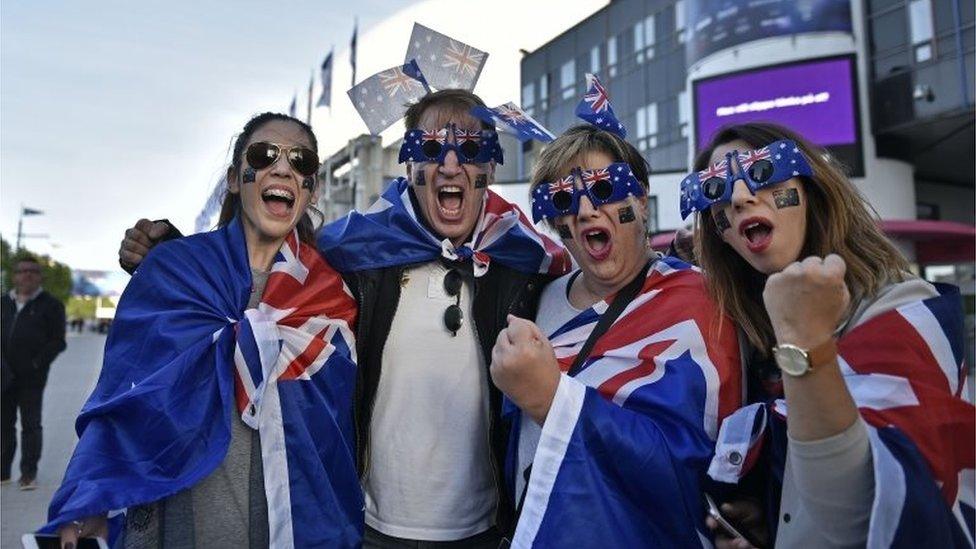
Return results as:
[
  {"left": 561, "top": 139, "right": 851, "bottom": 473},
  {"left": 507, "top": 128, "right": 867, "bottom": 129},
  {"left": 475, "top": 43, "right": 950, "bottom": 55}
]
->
[{"left": 575, "top": 73, "right": 626, "bottom": 138}]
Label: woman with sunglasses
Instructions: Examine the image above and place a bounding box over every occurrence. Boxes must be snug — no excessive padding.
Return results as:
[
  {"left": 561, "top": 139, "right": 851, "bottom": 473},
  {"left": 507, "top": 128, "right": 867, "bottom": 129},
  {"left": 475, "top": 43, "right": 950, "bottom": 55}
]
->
[
  {"left": 490, "top": 125, "right": 742, "bottom": 546},
  {"left": 45, "top": 112, "right": 363, "bottom": 548},
  {"left": 682, "top": 122, "right": 974, "bottom": 547}
]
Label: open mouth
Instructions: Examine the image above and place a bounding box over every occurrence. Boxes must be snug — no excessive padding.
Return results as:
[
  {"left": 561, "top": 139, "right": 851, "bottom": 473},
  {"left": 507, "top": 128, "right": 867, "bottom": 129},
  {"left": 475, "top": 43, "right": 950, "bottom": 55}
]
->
[
  {"left": 261, "top": 186, "right": 296, "bottom": 218},
  {"left": 739, "top": 217, "right": 773, "bottom": 253},
  {"left": 436, "top": 185, "right": 465, "bottom": 220},
  {"left": 581, "top": 227, "right": 612, "bottom": 261}
]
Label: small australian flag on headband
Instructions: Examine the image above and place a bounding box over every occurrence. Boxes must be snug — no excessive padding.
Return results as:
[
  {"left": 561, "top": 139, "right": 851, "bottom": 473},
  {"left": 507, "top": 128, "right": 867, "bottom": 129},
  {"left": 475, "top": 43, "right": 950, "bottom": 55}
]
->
[
  {"left": 405, "top": 23, "right": 488, "bottom": 91},
  {"left": 575, "top": 73, "right": 626, "bottom": 138},
  {"left": 347, "top": 59, "right": 431, "bottom": 135},
  {"left": 470, "top": 102, "right": 555, "bottom": 143}
]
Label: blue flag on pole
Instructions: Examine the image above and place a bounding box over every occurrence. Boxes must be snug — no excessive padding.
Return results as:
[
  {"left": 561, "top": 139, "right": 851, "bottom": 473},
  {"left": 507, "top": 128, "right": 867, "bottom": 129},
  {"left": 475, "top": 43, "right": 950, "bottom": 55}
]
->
[
  {"left": 350, "top": 20, "right": 358, "bottom": 86},
  {"left": 318, "top": 51, "right": 334, "bottom": 108}
]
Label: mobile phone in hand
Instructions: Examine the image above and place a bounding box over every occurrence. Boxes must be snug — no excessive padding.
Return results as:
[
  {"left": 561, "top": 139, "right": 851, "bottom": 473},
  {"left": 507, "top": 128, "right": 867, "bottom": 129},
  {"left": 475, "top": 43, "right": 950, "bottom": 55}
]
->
[
  {"left": 705, "top": 493, "right": 764, "bottom": 548},
  {"left": 22, "top": 533, "right": 108, "bottom": 549}
]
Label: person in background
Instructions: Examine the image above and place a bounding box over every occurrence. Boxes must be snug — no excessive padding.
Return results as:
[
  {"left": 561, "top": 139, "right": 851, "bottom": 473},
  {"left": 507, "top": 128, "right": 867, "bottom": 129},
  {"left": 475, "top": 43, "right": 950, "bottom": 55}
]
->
[
  {"left": 682, "top": 122, "right": 975, "bottom": 547},
  {"left": 47, "top": 112, "right": 363, "bottom": 548},
  {"left": 492, "top": 125, "right": 742, "bottom": 547},
  {"left": 1, "top": 254, "right": 67, "bottom": 491}
]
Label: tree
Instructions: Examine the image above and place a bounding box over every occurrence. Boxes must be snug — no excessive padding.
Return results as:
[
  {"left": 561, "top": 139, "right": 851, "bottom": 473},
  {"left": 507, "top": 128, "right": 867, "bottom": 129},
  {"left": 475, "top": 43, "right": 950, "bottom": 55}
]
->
[{"left": 1, "top": 237, "right": 72, "bottom": 304}]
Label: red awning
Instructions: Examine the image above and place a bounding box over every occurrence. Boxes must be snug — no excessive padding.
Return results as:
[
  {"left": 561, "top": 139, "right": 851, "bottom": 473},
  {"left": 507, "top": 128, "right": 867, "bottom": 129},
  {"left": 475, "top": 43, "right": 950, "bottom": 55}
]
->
[
  {"left": 648, "top": 220, "right": 975, "bottom": 265},
  {"left": 649, "top": 231, "right": 676, "bottom": 251},
  {"left": 880, "top": 219, "right": 975, "bottom": 265}
]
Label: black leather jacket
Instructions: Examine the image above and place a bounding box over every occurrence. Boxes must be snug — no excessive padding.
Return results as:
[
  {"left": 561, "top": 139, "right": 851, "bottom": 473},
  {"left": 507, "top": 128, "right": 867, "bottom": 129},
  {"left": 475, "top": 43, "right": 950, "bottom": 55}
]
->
[{"left": 343, "top": 261, "right": 552, "bottom": 534}]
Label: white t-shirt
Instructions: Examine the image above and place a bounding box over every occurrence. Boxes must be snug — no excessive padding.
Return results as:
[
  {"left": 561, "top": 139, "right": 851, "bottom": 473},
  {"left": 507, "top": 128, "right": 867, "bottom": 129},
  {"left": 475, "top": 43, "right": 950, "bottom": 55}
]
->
[
  {"left": 363, "top": 261, "right": 496, "bottom": 541},
  {"left": 514, "top": 270, "right": 584, "bottom": 503}
]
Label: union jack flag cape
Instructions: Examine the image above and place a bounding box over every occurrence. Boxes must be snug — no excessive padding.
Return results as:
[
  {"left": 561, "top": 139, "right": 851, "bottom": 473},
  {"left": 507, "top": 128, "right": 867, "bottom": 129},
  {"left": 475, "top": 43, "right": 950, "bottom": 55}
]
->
[
  {"left": 709, "top": 283, "right": 976, "bottom": 547},
  {"left": 44, "top": 218, "right": 363, "bottom": 548},
  {"left": 508, "top": 256, "right": 742, "bottom": 547},
  {"left": 318, "top": 177, "right": 571, "bottom": 277}
]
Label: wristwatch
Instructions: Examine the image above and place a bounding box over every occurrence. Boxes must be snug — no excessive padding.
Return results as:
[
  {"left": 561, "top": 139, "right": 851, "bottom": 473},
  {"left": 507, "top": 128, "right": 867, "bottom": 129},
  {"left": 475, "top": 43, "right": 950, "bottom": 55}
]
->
[{"left": 772, "top": 338, "right": 838, "bottom": 377}]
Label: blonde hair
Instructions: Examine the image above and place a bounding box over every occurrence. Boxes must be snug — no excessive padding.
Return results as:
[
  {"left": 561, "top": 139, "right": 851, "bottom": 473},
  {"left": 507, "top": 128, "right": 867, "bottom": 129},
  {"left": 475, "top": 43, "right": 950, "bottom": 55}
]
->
[{"left": 693, "top": 122, "right": 909, "bottom": 355}]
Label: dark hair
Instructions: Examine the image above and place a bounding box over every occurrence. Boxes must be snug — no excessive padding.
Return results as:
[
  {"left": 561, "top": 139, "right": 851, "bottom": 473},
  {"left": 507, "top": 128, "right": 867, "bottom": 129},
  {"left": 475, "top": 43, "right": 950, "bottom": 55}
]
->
[
  {"left": 14, "top": 253, "right": 39, "bottom": 266},
  {"left": 692, "top": 122, "right": 908, "bottom": 355},
  {"left": 403, "top": 89, "right": 495, "bottom": 131},
  {"left": 217, "top": 112, "right": 321, "bottom": 243}
]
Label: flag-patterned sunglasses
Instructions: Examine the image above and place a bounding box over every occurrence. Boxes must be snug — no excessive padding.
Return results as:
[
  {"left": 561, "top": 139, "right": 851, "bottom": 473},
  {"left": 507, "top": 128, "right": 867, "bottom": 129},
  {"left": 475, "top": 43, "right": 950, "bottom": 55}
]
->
[
  {"left": 531, "top": 162, "right": 645, "bottom": 223},
  {"left": 398, "top": 123, "right": 504, "bottom": 165},
  {"left": 679, "top": 139, "right": 813, "bottom": 219}
]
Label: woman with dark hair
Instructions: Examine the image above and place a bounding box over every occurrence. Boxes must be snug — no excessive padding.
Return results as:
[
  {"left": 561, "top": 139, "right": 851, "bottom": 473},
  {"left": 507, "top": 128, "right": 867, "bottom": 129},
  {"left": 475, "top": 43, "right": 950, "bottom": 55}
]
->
[
  {"left": 491, "top": 125, "right": 742, "bottom": 546},
  {"left": 46, "top": 113, "right": 363, "bottom": 548},
  {"left": 682, "top": 122, "right": 974, "bottom": 547}
]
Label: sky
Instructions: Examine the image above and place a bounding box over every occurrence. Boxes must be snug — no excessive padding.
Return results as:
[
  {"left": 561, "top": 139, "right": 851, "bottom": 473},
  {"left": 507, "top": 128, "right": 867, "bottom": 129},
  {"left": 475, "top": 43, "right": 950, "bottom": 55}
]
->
[{"left": 1, "top": 0, "right": 606, "bottom": 272}]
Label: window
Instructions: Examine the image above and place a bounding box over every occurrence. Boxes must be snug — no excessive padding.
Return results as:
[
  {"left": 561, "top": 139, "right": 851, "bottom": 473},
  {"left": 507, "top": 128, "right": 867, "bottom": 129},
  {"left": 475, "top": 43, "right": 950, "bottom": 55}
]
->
[
  {"left": 522, "top": 82, "right": 535, "bottom": 113},
  {"left": 607, "top": 36, "right": 618, "bottom": 77},
  {"left": 634, "top": 22, "right": 645, "bottom": 63},
  {"left": 646, "top": 196, "right": 659, "bottom": 234},
  {"left": 644, "top": 15, "right": 656, "bottom": 59},
  {"left": 539, "top": 74, "right": 549, "bottom": 109},
  {"left": 675, "top": 0, "right": 686, "bottom": 43},
  {"left": 635, "top": 16, "right": 655, "bottom": 62},
  {"left": 590, "top": 45, "right": 600, "bottom": 74},
  {"left": 909, "top": 0, "right": 935, "bottom": 62},
  {"left": 677, "top": 90, "right": 689, "bottom": 137},
  {"left": 635, "top": 102, "right": 659, "bottom": 150},
  {"left": 560, "top": 60, "right": 576, "bottom": 99}
]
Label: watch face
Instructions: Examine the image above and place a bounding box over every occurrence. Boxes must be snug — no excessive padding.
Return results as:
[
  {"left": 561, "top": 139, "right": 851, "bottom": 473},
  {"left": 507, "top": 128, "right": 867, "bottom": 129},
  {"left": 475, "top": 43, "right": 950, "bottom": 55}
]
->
[{"left": 774, "top": 345, "right": 810, "bottom": 376}]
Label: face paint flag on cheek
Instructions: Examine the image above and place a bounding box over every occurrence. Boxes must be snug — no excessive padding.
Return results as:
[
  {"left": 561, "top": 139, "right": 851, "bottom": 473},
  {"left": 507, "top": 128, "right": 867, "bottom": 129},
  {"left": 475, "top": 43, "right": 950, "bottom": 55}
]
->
[
  {"left": 475, "top": 174, "right": 488, "bottom": 188},
  {"left": 404, "top": 23, "right": 488, "bottom": 92},
  {"left": 347, "top": 59, "right": 431, "bottom": 135},
  {"left": 575, "top": 73, "right": 627, "bottom": 138},
  {"left": 773, "top": 187, "right": 801, "bottom": 208},
  {"left": 414, "top": 169, "right": 426, "bottom": 186},
  {"left": 302, "top": 176, "right": 315, "bottom": 191},
  {"left": 617, "top": 205, "right": 636, "bottom": 224},
  {"left": 557, "top": 224, "right": 572, "bottom": 239},
  {"left": 243, "top": 167, "right": 256, "bottom": 184}
]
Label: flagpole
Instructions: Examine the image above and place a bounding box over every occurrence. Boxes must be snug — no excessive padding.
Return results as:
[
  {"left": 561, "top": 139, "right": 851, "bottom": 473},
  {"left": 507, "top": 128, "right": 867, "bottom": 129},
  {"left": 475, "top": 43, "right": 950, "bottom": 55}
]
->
[{"left": 16, "top": 204, "right": 23, "bottom": 251}]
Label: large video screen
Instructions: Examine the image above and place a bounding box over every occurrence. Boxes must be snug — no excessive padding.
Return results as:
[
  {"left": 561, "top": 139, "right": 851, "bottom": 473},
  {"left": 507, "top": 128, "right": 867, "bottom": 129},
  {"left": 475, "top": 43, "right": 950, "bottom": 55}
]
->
[
  {"left": 685, "top": 0, "right": 853, "bottom": 65},
  {"left": 693, "top": 55, "right": 863, "bottom": 175}
]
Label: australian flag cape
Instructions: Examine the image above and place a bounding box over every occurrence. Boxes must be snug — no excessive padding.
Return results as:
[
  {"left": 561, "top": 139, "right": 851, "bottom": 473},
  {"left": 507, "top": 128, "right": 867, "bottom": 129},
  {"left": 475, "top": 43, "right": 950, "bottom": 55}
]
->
[
  {"left": 508, "top": 256, "right": 743, "bottom": 547},
  {"left": 709, "top": 283, "right": 976, "bottom": 547},
  {"left": 317, "top": 177, "right": 571, "bottom": 277},
  {"left": 44, "top": 217, "right": 363, "bottom": 548}
]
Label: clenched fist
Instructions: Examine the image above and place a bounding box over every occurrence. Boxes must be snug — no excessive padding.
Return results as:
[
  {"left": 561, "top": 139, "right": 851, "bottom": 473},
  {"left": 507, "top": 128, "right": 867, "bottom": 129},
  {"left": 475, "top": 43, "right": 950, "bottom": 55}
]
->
[
  {"left": 762, "top": 254, "right": 851, "bottom": 350},
  {"left": 119, "top": 218, "right": 172, "bottom": 273},
  {"left": 490, "top": 314, "right": 561, "bottom": 424}
]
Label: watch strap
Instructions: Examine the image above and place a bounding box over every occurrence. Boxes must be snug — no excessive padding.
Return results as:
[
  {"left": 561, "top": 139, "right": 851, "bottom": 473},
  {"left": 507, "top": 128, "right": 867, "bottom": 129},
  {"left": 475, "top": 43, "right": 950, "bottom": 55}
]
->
[{"left": 807, "top": 337, "right": 838, "bottom": 369}]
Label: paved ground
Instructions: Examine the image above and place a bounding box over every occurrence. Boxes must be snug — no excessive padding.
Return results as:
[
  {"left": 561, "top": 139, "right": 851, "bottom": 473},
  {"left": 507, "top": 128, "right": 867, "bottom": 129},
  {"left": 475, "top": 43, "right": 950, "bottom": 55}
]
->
[{"left": 1, "top": 333, "right": 104, "bottom": 549}]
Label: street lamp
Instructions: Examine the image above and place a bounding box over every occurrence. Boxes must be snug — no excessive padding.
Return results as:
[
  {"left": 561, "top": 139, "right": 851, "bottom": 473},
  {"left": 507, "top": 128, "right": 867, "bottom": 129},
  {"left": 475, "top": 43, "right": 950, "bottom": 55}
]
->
[{"left": 16, "top": 205, "right": 47, "bottom": 251}]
